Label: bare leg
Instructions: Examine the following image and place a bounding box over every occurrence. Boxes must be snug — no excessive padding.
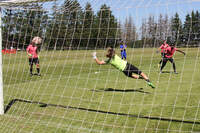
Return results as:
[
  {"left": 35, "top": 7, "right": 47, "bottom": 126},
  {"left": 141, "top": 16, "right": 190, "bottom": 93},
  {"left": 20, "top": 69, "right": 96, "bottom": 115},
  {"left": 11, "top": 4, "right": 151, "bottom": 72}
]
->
[
  {"left": 131, "top": 72, "right": 155, "bottom": 88},
  {"left": 140, "top": 72, "right": 150, "bottom": 82},
  {"left": 131, "top": 74, "right": 140, "bottom": 79},
  {"left": 131, "top": 72, "right": 149, "bottom": 82}
]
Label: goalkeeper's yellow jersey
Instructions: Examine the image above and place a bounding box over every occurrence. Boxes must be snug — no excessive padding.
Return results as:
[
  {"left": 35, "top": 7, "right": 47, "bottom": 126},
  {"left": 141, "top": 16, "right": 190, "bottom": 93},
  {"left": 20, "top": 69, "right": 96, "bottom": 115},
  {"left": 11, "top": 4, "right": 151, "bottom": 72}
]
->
[{"left": 105, "top": 55, "right": 127, "bottom": 71}]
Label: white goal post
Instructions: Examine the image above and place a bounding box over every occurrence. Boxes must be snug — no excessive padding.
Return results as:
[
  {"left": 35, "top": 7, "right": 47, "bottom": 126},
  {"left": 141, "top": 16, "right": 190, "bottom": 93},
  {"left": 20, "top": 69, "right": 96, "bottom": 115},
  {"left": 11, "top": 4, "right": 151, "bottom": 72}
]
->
[
  {"left": 0, "top": 8, "right": 3, "bottom": 115},
  {"left": 0, "top": 0, "right": 50, "bottom": 5}
]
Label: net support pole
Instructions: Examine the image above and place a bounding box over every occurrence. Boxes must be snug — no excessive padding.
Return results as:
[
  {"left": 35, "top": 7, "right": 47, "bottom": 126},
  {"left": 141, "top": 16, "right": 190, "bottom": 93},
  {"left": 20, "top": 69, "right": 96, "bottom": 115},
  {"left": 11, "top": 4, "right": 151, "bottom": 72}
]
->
[{"left": 0, "top": 7, "right": 4, "bottom": 115}]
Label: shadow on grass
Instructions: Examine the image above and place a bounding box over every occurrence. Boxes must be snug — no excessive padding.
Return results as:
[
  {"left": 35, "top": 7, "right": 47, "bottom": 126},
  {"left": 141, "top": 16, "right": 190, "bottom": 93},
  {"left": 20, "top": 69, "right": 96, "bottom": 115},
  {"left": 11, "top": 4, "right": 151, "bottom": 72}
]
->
[
  {"left": 91, "top": 88, "right": 150, "bottom": 94},
  {"left": 160, "top": 71, "right": 178, "bottom": 74},
  {"left": 161, "top": 71, "right": 171, "bottom": 73},
  {"left": 4, "top": 98, "right": 200, "bottom": 125}
]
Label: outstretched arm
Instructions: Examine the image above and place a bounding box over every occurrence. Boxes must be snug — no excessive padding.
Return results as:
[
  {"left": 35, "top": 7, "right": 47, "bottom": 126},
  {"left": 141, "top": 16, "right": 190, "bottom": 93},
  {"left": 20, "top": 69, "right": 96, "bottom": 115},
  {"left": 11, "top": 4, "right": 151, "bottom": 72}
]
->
[
  {"left": 176, "top": 49, "right": 186, "bottom": 55},
  {"left": 93, "top": 52, "right": 106, "bottom": 65}
]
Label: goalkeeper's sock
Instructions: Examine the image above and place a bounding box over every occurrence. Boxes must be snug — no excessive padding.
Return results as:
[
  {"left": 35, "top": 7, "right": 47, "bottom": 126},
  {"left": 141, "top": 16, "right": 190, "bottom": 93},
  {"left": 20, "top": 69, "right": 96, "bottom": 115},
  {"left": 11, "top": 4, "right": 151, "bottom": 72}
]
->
[{"left": 146, "top": 79, "right": 150, "bottom": 82}]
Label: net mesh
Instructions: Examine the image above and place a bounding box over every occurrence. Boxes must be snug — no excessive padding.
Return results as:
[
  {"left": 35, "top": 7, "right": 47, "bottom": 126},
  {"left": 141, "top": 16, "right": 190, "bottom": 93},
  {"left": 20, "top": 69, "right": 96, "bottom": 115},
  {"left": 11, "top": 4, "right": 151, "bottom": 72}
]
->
[{"left": 1, "top": 0, "right": 200, "bottom": 132}]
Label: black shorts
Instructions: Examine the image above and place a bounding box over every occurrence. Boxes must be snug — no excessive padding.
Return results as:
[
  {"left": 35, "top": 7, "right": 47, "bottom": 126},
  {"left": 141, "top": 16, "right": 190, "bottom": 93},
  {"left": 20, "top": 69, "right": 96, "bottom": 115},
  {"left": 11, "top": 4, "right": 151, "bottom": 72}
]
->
[
  {"left": 29, "top": 58, "right": 39, "bottom": 65},
  {"left": 163, "top": 57, "right": 174, "bottom": 63},
  {"left": 161, "top": 53, "right": 166, "bottom": 57},
  {"left": 122, "top": 63, "right": 142, "bottom": 77}
]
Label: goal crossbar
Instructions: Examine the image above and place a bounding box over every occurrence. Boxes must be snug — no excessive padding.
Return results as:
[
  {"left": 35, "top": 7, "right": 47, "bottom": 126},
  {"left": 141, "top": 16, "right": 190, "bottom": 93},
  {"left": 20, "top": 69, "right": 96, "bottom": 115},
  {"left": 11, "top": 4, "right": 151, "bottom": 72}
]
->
[{"left": 0, "top": 0, "right": 54, "bottom": 6}]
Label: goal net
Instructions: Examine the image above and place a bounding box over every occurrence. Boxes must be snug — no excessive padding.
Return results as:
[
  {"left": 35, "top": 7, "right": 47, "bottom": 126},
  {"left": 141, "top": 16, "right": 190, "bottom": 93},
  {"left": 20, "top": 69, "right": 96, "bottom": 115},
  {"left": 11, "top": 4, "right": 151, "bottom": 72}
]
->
[{"left": 0, "top": 0, "right": 200, "bottom": 132}]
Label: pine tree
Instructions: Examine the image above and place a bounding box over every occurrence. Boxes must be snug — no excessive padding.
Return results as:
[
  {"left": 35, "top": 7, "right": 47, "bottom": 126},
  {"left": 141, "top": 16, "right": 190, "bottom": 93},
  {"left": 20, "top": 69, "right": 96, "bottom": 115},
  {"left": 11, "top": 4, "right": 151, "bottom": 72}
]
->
[
  {"left": 171, "top": 13, "right": 182, "bottom": 45},
  {"left": 2, "top": 3, "right": 47, "bottom": 50},
  {"left": 96, "top": 4, "right": 118, "bottom": 48},
  {"left": 195, "top": 11, "right": 200, "bottom": 42},
  {"left": 182, "top": 14, "right": 191, "bottom": 44}
]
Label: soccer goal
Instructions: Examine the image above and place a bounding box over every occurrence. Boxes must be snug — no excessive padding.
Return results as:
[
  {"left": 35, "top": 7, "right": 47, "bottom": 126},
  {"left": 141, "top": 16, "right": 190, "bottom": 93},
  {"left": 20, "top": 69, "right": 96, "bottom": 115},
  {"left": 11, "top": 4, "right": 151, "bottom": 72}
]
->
[{"left": 0, "top": 0, "right": 200, "bottom": 132}]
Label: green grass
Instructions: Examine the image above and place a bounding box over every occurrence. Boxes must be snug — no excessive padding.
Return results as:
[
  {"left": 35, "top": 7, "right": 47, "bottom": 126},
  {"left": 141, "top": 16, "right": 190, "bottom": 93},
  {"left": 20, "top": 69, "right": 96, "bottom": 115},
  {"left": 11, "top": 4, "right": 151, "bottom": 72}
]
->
[{"left": 0, "top": 48, "right": 200, "bottom": 132}]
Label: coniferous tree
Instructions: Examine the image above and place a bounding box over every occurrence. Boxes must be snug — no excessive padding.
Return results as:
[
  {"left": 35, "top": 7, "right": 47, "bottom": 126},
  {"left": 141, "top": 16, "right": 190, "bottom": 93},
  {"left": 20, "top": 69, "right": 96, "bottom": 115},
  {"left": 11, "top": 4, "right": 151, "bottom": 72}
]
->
[
  {"left": 182, "top": 14, "right": 191, "bottom": 44},
  {"left": 96, "top": 4, "right": 118, "bottom": 48},
  {"left": 2, "top": 3, "right": 47, "bottom": 50},
  {"left": 171, "top": 13, "right": 182, "bottom": 45},
  {"left": 82, "top": 2, "right": 96, "bottom": 49},
  {"left": 195, "top": 11, "right": 200, "bottom": 42}
]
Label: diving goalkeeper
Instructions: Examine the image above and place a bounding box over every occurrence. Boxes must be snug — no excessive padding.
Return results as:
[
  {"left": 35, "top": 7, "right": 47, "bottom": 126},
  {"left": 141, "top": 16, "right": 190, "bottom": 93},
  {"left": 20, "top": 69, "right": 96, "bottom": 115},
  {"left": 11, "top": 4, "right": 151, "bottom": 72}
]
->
[{"left": 92, "top": 47, "right": 155, "bottom": 88}]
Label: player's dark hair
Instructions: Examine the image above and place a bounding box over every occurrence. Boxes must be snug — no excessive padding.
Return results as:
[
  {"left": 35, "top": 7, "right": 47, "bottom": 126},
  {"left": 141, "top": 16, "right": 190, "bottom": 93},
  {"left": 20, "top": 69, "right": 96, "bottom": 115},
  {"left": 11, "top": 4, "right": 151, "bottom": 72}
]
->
[
  {"left": 170, "top": 44, "right": 176, "bottom": 50},
  {"left": 30, "top": 42, "right": 35, "bottom": 46},
  {"left": 106, "top": 47, "right": 115, "bottom": 58}
]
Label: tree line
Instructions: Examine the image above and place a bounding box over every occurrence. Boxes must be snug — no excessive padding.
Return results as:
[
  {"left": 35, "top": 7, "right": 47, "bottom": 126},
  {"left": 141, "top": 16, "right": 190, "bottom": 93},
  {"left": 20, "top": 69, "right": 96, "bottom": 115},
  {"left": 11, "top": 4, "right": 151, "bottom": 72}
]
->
[
  {"left": 2, "top": 0, "right": 200, "bottom": 50},
  {"left": 140, "top": 11, "right": 200, "bottom": 47}
]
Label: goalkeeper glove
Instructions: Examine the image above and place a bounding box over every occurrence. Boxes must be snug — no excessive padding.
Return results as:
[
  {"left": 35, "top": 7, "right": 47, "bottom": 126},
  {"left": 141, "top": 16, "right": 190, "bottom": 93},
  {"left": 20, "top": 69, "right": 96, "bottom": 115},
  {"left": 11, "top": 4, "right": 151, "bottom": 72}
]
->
[{"left": 92, "top": 52, "right": 97, "bottom": 59}]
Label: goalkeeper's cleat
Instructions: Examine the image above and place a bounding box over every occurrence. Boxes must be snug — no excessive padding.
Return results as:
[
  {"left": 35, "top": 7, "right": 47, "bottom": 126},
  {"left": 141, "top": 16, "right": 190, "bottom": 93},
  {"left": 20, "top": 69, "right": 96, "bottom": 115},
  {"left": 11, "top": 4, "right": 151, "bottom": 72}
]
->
[{"left": 147, "top": 82, "right": 155, "bottom": 88}]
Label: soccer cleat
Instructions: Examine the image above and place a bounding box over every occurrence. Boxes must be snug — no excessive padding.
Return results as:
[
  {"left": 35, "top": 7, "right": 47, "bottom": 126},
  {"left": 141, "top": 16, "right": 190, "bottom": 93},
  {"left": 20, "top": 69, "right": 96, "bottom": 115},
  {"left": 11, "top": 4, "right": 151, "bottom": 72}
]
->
[
  {"left": 30, "top": 73, "right": 33, "bottom": 76},
  {"left": 147, "top": 82, "right": 155, "bottom": 88},
  {"left": 174, "top": 72, "right": 178, "bottom": 74},
  {"left": 37, "top": 73, "right": 41, "bottom": 76}
]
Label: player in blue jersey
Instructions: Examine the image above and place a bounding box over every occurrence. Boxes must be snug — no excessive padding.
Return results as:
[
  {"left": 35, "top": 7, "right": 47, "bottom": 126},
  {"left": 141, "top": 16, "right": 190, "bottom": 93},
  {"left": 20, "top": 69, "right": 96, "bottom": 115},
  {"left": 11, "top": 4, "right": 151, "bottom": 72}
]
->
[{"left": 120, "top": 41, "right": 127, "bottom": 60}]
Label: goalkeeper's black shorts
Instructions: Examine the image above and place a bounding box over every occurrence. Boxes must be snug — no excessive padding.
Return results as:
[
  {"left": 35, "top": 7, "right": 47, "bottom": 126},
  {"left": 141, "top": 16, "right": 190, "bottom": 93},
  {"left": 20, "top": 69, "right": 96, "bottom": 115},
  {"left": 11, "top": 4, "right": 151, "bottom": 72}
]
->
[
  {"left": 29, "top": 58, "right": 39, "bottom": 65},
  {"left": 123, "top": 62, "right": 142, "bottom": 77}
]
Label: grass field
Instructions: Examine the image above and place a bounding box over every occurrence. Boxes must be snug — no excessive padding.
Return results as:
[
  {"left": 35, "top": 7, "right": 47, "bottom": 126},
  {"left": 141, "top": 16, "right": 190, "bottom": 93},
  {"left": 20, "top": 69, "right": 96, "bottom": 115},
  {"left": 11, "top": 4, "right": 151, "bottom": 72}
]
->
[{"left": 0, "top": 48, "right": 200, "bottom": 132}]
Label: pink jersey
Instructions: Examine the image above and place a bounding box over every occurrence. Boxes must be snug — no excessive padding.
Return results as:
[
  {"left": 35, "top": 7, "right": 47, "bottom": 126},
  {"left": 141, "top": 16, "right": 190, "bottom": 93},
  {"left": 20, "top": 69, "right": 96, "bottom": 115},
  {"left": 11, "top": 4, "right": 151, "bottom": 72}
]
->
[
  {"left": 165, "top": 47, "right": 177, "bottom": 58},
  {"left": 26, "top": 44, "right": 38, "bottom": 58},
  {"left": 159, "top": 43, "right": 169, "bottom": 53}
]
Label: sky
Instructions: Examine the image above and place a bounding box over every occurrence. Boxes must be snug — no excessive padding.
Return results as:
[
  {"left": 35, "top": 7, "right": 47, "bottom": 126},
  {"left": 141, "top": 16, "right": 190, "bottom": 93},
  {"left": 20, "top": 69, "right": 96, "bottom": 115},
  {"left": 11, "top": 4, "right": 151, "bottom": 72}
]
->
[
  {"left": 76, "top": 0, "right": 200, "bottom": 28},
  {"left": 2, "top": 0, "right": 199, "bottom": 30}
]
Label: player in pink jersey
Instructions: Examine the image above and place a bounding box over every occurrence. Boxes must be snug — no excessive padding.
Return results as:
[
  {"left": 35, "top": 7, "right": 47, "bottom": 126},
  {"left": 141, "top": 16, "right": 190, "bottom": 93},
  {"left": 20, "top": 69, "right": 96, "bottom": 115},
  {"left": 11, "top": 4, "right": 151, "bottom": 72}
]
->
[
  {"left": 157, "top": 40, "right": 169, "bottom": 67},
  {"left": 160, "top": 44, "right": 185, "bottom": 74},
  {"left": 26, "top": 37, "right": 42, "bottom": 76}
]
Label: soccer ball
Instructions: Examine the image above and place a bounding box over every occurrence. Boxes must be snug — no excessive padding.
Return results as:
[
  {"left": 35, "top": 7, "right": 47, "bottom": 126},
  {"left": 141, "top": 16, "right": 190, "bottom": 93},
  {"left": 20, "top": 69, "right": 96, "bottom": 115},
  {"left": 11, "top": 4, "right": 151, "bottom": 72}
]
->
[{"left": 32, "top": 36, "right": 42, "bottom": 44}]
